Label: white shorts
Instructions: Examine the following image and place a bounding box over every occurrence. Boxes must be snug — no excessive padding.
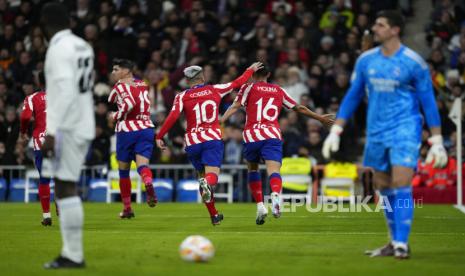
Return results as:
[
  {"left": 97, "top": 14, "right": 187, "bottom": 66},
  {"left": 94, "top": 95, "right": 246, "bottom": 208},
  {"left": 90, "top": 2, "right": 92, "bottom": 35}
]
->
[{"left": 42, "top": 131, "right": 92, "bottom": 182}]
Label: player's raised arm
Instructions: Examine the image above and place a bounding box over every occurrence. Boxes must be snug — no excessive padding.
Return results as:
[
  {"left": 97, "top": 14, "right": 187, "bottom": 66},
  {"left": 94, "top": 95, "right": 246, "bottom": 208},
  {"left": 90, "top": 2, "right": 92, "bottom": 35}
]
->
[
  {"left": 213, "top": 62, "right": 264, "bottom": 97},
  {"left": 322, "top": 56, "right": 367, "bottom": 159},
  {"left": 413, "top": 60, "right": 447, "bottom": 168},
  {"left": 155, "top": 93, "right": 184, "bottom": 150}
]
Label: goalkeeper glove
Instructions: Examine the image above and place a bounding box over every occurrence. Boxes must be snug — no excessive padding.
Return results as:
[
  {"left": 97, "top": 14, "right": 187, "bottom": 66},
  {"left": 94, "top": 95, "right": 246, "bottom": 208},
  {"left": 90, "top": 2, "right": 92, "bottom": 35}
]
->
[
  {"left": 425, "top": 135, "right": 448, "bottom": 168},
  {"left": 322, "top": 125, "right": 343, "bottom": 159}
]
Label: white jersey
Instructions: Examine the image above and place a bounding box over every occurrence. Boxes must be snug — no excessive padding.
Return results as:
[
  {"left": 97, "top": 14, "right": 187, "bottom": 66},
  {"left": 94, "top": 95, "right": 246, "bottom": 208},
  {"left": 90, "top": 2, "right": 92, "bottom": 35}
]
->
[{"left": 44, "top": 29, "right": 95, "bottom": 140}]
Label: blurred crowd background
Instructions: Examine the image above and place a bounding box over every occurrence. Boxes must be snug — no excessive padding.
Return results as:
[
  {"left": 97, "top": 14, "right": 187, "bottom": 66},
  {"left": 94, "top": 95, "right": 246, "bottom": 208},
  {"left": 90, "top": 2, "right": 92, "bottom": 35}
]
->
[{"left": 0, "top": 0, "right": 464, "bottom": 187}]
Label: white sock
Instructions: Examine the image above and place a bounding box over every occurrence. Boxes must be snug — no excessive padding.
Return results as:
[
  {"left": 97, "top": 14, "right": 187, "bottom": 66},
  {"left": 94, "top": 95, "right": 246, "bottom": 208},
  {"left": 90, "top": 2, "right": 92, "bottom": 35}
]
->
[
  {"left": 43, "top": 212, "right": 51, "bottom": 219},
  {"left": 56, "top": 196, "right": 84, "bottom": 263}
]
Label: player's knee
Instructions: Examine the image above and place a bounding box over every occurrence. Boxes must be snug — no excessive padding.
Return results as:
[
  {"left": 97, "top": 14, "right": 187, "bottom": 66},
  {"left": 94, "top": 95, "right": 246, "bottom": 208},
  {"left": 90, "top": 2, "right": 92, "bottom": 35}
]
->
[
  {"left": 119, "top": 169, "right": 130, "bottom": 179},
  {"left": 248, "top": 171, "right": 261, "bottom": 183},
  {"left": 247, "top": 163, "right": 259, "bottom": 171}
]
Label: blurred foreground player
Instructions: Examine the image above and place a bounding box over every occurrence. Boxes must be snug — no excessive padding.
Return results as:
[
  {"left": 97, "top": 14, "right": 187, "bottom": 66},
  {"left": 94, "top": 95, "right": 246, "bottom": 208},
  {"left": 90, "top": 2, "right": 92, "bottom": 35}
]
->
[
  {"left": 221, "top": 65, "right": 334, "bottom": 225},
  {"left": 19, "top": 72, "right": 54, "bottom": 226},
  {"left": 322, "top": 10, "right": 447, "bottom": 259},
  {"left": 156, "top": 62, "right": 263, "bottom": 225},
  {"left": 108, "top": 58, "right": 157, "bottom": 219},
  {"left": 41, "top": 2, "right": 95, "bottom": 268}
]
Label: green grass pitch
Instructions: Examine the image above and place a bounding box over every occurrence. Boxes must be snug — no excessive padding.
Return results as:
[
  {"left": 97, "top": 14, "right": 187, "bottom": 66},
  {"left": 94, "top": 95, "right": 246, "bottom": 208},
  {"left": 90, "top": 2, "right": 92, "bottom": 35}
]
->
[{"left": 1, "top": 203, "right": 465, "bottom": 276}]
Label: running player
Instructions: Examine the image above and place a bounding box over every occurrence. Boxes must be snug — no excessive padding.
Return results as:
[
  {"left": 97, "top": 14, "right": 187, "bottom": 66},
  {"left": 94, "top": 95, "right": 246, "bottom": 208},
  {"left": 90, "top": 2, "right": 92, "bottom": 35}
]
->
[
  {"left": 19, "top": 72, "right": 53, "bottom": 226},
  {"left": 108, "top": 58, "right": 157, "bottom": 219},
  {"left": 155, "top": 62, "right": 264, "bottom": 225},
  {"left": 220, "top": 65, "right": 334, "bottom": 225}
]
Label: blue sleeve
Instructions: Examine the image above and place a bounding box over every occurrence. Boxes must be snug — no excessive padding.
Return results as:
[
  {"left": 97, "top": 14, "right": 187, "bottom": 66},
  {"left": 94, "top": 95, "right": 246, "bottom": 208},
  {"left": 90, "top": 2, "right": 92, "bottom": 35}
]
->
[
  {"left": 336, "top": 57, "right": 366, "bottom": 120},
  {"left": 414, "top": 64, "right": 441, "bottom": 128}
]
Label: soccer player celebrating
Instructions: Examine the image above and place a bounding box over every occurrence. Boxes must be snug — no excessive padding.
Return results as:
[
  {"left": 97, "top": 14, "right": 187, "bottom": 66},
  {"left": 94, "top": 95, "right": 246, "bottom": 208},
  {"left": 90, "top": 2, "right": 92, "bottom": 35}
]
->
[
  {"left": 156, "top": 62, "right": 264, "bottom": 225},
  {"left": 19, "top": 72, "right": 53, "bottom": 226},
  {"left": 322, "top": 10, "right": 447, "bottom": 259},
  {"left": 40, "top": 2, "right": 95, "bottom": 268},
  {"left": 108, "top": 58, "right": 157, "bottom": 219},
  {"left": 221, "top": 65, "right": 334, "bottom": 225}
]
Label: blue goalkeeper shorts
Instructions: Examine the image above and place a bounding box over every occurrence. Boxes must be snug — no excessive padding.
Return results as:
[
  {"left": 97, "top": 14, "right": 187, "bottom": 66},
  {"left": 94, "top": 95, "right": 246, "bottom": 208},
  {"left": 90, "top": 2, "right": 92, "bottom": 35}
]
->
[
  {"left": 116, "top": 128, "right": 154, "bottom": 163},
  {"left": 243, "top": 138, "right": 283, "bottom": 164},
  {"left": 363, "top": 139, "right": 420, "bottom": 172},
  {"left": 185, "top": 140, "right": 224, "bottom": 172}
]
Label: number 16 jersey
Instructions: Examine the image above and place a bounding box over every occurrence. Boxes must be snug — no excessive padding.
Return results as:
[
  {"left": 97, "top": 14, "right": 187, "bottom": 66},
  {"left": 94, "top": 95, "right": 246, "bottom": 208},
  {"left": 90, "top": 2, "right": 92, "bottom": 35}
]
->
[{"left": 235, "top": 81, "right": 297, "bottom": 143}]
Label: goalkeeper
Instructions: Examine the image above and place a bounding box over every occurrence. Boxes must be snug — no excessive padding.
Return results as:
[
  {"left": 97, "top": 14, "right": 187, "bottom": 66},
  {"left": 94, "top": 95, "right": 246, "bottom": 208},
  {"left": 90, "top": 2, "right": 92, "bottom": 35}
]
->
[{"left": 322, "top": 10, "right": 447, "bottom": 259}]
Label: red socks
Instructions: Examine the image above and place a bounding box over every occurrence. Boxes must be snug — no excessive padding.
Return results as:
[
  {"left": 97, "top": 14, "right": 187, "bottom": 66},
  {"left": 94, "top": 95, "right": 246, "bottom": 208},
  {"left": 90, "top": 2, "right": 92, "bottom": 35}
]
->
[
  {"left": 138, "top": 165, "right": 155, "bottom": 198},
  {"left": 269, "top": 173, "right": 282, "bottom": 193},
  {"left": 202, "top": 173, "right": 218, "bottom": 216},
  {"left": 119, "top": 177, "right": 132, "bottom": 210},
  {"left": 248, "top": 171, "right": 263, "bottom": 203},
  {"left": 38, "top": 184, "right": 50, "bottom": 213}
]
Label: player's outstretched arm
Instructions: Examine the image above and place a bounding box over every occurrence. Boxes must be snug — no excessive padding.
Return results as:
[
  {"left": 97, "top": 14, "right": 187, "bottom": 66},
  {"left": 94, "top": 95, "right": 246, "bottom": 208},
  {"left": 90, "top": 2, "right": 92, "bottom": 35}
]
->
[
  {"left": 292, "top": 105, "right": 335, "bottom": 129},
  {"left": 220, "top": 101, "right": 242, "bottom": 124}
]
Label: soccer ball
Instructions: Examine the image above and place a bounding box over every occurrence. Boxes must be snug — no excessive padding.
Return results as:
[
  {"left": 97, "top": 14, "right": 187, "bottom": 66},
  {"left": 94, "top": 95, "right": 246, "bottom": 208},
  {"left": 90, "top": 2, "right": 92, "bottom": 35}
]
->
[{"left": 179, "top": 235, "right": 215, "bottom": 262}]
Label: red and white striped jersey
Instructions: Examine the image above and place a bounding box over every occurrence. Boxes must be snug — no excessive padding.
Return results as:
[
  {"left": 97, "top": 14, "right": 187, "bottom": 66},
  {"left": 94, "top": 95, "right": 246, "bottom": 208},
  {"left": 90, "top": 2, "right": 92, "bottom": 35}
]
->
[
  {"left": 156, "top": 68, "right": 254, "bottom": 146},
  {"left": 108, "top": 79, "right": 154, "bottom": 132},
  {"left": 20, "top": 91, "right": 47, "bottom": 150},
  {"left": 235, "top": 81, "right": 297, "bottom": 143}
]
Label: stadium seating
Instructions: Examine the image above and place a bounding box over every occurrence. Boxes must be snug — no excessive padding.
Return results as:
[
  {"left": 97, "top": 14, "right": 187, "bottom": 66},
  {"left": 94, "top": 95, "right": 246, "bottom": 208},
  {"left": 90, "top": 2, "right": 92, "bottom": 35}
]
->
[
  {"left": 176, "top": 179, "right": 200, "bottom": 202},
  {"left": 281, "top": 157, "right": 313, "bottom": 203},
  {"left": 87, "top": 178, "right": 108, "bottom": 202},
  {"left": 9, "top": 179, "right": 37, "bottom": 202},
  {"left": 321, "top": 162, "right": 358, "bottom": 204}
]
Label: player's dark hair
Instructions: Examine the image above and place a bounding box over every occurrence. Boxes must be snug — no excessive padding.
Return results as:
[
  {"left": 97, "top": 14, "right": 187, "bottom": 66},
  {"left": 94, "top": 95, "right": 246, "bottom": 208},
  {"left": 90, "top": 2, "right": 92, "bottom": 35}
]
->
[
  {"left": 41, "top": 2, "right": 70, "bottom": 29},
  {"left": 253, "top": 64, "right": 270, "bottom": 78},
  {"left": 113, "top": 58, "right": 136, "bottom": 72},
  {"left": 376, "top": 10, "right": 405, "bottom": 36},
  {"left": 113, "top": 58, "right": 135, "bottom": 71}
]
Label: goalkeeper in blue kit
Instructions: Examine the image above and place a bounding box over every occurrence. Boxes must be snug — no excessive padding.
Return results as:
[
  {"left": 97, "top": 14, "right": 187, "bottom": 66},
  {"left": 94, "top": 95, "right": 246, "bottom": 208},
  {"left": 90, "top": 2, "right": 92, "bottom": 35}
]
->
[{"left": 322, "top": 10, "right": 447, "bottom": 259}]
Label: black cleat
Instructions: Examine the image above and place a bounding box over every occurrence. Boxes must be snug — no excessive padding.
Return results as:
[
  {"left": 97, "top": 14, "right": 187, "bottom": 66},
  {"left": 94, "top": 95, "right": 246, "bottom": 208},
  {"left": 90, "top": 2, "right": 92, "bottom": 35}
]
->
[
  {"left": 364, "top": 243, "right": 394, "bottom": 257},
  {"left": 119, "top": 209, "right": 135, "bottom": 219},
  {"left": 394, "top": 245, "right": 411, "bottom": 259},
  {"left": 41, "top": 217, "right": 52, "bottom": 226},
  {"left": 146, "top": 194, "right": 158, "bottom": 207},
  {"left": 43, "top": 256, "right": 85, "bottom": 269},
  {"left": 211, "top": 213, "right": 224, "bottom": 226}
]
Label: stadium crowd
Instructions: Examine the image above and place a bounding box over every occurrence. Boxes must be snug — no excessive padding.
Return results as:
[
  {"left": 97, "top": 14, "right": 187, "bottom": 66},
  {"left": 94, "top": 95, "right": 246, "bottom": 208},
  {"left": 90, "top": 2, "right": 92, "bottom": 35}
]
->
[{"left": 0, "top": 0, "right": 463, "bottom": 187}]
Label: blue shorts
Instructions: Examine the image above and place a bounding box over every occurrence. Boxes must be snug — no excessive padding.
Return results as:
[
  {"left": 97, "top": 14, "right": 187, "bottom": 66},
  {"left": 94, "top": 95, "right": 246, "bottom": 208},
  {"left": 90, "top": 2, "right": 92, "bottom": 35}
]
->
[
  {"left": 34, "top": 150, "right": 50, "bottom": 183},
  {"left": 185, "top": 140, "right": 224, "bottom": 172},
  {"left": 243, "top": 139, "right": 282, "bottom": 163},
  {"left": 363, "top": 140, "right": 420, "bottom": 172},
  {"left": 116, "top": 128, "right": 154, "bottom": 163}
]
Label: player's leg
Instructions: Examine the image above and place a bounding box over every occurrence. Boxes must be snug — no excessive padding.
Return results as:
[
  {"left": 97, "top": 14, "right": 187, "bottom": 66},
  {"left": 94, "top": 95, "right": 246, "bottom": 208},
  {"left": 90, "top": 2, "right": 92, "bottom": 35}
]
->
[
  {"left": 365, "top": 170, "right": 395, "bottom": 257},
  {"left": 363, "top": 141, "right": 395, "bottom": 257},
  {"left": 134, "top": 128, "right": 157, "bottom": 207},
  {"left": 390, "top": 166, "right": 415, "bottom": 259},
  {"left": 199, "top": 140, "right": 224, "bottom": 225},
  {"left": 118, "top": 161, "right": 134, "bottom": 218},
  {"left": 244, "top": 141, "right": 268, "bottom": 224},
  {"left": 247, "top": 162, "right": 268, "bottom": 225},
  {"left": 261, "top": 139, "right": 284, "bottom": 218},
  {"left": 34, "top": 150, "right": 52, "bottom": 226},
  {"left": 43, "top": 132, "right": 90, "bottom": 268},
  {"left": 116, "top": 131, "right": 135, "bottom": 217}
]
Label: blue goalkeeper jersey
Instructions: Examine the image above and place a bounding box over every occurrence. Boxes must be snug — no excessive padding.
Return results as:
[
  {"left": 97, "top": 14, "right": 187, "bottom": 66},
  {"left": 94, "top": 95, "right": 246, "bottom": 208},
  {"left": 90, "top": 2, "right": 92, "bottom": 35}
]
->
[{"left": 337, "top": 44, "right": 441, "bottom": 143}]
